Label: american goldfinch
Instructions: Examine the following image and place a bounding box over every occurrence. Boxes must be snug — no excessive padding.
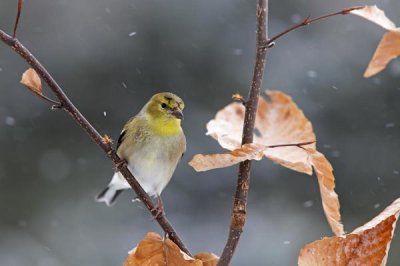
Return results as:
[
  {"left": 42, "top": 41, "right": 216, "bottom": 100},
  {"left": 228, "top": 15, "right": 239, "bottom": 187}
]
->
[{"left": 96, "top": 92, "right": 186, "bottom": 215}]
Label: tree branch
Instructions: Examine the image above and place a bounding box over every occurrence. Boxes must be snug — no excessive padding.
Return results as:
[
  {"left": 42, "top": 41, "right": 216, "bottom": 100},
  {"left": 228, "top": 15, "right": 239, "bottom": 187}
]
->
[
  {"left": 0, "top": 30, "right": 190, "bottom": 256},
  {"left": 217, "top": 7, "right": 364, "bottom": 264},
  {"left": 217, "top": 0, "right": 268, "bottom": 265},
  {"left": 267, "top": 6, "right": 363, "bottom": 45}
]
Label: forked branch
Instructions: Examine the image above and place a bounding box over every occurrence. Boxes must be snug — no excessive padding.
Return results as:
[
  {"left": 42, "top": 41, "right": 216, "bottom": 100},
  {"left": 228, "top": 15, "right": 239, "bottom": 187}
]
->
[
  {"left": 217, "top": 0, "right": 269, "bottom": 265},
  {"left": 218, "top": 6, "right": 363, "bottom": 262}
]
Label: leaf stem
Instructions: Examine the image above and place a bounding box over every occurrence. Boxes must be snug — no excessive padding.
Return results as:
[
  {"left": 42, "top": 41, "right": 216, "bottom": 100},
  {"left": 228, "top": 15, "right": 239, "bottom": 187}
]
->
[
  {"left": 267, "top": 6, "right": 363, "bottom": 45},
  {"left": 28, "top": 90, "right": 62, "bottom": 106},
  {"left": 267, "top": 140, "right": 315, "bottom": 148}
]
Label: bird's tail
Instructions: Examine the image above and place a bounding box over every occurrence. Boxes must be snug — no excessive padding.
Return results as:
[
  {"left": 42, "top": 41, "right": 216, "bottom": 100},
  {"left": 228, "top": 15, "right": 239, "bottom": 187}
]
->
[{"left": 95, "top": 186, "right": 123, "bottom": 206}]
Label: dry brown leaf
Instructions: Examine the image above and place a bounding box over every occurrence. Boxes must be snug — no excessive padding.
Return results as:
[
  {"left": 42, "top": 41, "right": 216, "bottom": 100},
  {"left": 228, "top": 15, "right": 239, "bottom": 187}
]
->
[
  {"left": 189, "top": 143, "right": 266, "bottom": 172},
  {"left": 195, "top": 90, "right": 342, "bottom": 235},
  {"left": 256, "top": 91, "right": 316, "bottom": 175},
  {"left": 349, "top": 5, "right": 400, "bottom": 78},
  {"left": 123, "top": 232, "right": 203, "bottom": 266},
  {"left": 194, "top": 252, "right": 219, "bottom": 266},
  {"left": 364, "top": 31, "right": 400, "bottom": 78},
  {"left": 350, "top": 5, "right": 398, "bottom": 31},
  {"left": 308, "top": 149, "right": 343, "bottom": 236},
  {"left": 298, "top": 198, "right": 400, "bottom": 266},
  {"left": 205, "top": 91, "right": 316, "bottom": 174},
  {"left": 21, "top": 68, "right": 42, "bottom": 95}
]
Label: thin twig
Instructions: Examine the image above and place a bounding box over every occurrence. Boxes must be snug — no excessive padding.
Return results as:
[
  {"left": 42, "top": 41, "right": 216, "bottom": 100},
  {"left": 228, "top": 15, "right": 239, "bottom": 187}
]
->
[
  {"left": 267, "top": 6, "right": 363, "bottom": 45},
  {"left": 267, "top": 140, "right": 315, "bottom": 148},
  {"left": 217, "top": 0, "right": 268, "bottom": 265},
  {"left": 28, "top": 90, "right": 62, "bottom": 106},
  {"left": 0, "top": 29, "right": 190, "bottom": 256},
  {"left": 13, "top": 0, "right": 23, "bottom": 38},
  {"left": 38, "top": 94, "right": 61, "bottom": 106}
]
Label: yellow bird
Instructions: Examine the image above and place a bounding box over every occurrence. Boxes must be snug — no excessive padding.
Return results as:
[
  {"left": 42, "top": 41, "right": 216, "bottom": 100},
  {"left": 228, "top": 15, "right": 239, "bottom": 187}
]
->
[{"left": 96, "top": 92, "right": 186, "bottom": 216}]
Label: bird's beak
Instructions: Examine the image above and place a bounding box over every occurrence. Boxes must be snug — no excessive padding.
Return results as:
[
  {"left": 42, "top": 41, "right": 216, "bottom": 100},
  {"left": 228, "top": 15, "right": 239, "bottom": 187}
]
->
[{"left": 170, "top": 108, "right": 184, "bottom": 120}]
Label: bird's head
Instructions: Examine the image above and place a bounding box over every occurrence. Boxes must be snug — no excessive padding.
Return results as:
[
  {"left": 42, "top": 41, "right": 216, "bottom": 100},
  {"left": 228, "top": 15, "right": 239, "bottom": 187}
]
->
[{"left": 145, "top": 92, "right": 185, "bottom": 122}]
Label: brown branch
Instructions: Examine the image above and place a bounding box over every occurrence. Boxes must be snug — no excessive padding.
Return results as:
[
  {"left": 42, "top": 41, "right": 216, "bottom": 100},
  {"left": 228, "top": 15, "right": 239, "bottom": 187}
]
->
[
  {"left": 0, "top": 30, "right": 190, "bottom": 256},
  {"left": 219, "top": 8, "right": 359, "bottom": 264},
  {"left": 267, "top": 6, "right": 363, "bottom": 45},
  {"left": 217, "top": 0, "right": 268, "bottom": 265},
  {"left": 13, "top": 0, "right": 24, "bottom": 38}
]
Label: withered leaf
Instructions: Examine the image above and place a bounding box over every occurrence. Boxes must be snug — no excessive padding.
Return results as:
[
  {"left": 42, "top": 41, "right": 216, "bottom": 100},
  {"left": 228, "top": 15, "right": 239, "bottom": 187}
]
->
[
  {"left": 298, "top": 198, "right": 400, "bottom": 266},
  {"left": 350, "top": 5, "right": 397, "bottom": 31},
  {"left": 364, "top": 31, "right": 400, "bottom": 78},
  {"left": 256, "top": 91, "right": 316, "bottom": 175},
  {"left": 21, "top": 68, "right": 42, "bottom": 95},
  {"left": 189, "top": 143, "right": 265, "bottom": 172},
  {"left": 308, "top": 149, "right": 343, "bottom": 236},
  {"left": 204, "top": 91, "right": 316, "bottom": 174},
  {"left": 123, "top": 232, "right": 203, "bottom": 266},
  {"left": 192, "top": 90, "right": 342, "bottom": 235},
  {"left": 350, "top": 5, "right": 400, "bottom": 77}
]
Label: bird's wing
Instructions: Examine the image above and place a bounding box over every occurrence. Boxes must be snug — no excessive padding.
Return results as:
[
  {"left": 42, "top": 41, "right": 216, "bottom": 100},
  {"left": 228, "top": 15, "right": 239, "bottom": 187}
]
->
[
  {"left": 116, "top": 129, "right": 126, "bottom": 150},
  {"left": 116, "top": 115, "right": 147, "bottom": 158},
  {"left": 116, "top": 115, "right": 138, "bottom": 151},
  {"left": 179, "top": 132, "right": 187, "bottom": 160}
]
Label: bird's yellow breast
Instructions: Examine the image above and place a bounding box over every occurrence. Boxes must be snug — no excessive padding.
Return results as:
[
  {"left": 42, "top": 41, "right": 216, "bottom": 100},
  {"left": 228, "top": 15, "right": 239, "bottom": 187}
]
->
[{"left": 150, "top": 116, "right": 182, "bottom": 136}]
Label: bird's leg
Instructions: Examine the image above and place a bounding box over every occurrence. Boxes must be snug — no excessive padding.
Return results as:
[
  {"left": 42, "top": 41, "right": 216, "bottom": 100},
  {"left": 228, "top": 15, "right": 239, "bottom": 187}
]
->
[
  {"left": 114, "top": 158, "right": 128, "bottom": 172},
  {"left": 151, "top": 195, "right": 165, "bottom": 220}
]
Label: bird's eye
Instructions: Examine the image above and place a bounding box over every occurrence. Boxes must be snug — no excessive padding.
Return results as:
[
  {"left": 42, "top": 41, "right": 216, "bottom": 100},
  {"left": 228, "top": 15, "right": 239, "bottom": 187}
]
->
[{"left": 161, "top": 103, "right": 167, "bottom": 109}]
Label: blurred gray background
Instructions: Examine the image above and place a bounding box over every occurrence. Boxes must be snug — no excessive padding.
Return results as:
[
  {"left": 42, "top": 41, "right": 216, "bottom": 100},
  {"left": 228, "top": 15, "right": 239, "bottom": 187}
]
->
[{"left": 1, "top": 0, "right": 399, "bottom": 265}]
